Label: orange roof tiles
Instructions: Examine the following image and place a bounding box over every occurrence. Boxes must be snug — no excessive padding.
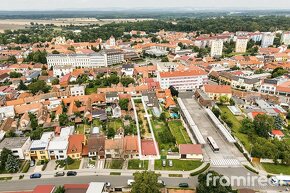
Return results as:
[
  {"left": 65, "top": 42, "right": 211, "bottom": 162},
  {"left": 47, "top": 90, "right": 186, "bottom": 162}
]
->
[
  {"left": 124, "top": 135, "right": 138, "bottom": 152},
  {"left": 67, "top": 134, "right": 85, "bottom": 155},
  {"left": 204, "top": 85, "right": 232, "bottom": 94}
]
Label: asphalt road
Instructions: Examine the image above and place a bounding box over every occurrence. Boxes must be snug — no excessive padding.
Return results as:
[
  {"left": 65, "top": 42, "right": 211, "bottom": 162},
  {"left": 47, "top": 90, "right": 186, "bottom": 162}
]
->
[{"left": 0, "top": 175, "right": 196, "bottom": 192}]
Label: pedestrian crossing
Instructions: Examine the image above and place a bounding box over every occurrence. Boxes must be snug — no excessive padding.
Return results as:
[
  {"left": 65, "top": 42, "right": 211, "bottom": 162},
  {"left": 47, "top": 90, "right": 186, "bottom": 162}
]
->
[
  {"left": 96, "top": 160, "right": 105, "bottom": 169},
  {"left": 211, "top": 159, "right": 241, "bottom": 167}
]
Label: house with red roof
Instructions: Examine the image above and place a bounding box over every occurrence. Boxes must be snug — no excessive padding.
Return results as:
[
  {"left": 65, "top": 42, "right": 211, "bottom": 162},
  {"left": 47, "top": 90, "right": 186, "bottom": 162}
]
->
[
  {"left": 2, "top": 185, "right": 55, "bottom": 193},
  {"left": 271, "top": 130, "right": 285, "bottom": 140},
  {"left": 179, "top": 144, "right": 203, "bottom": 160},
  {"left": 202, "top": 84, "right": 232, "bottom": 101},
  {"left": 67, "top": 134, "right": 86, "bottom": 159}
]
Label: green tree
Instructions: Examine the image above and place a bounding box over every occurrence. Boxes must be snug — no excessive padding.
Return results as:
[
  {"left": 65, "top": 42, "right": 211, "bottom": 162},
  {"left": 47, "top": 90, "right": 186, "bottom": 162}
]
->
[
  {"left": 131, "top": 171, "right": 160, "bottom": 193},
  {"left": 17, "top": 80, "right": 28, "bottom": 90},
  {"left": 28, "top": 112, "right": 38, "bottom": 130},
  {"left": 52, "top": 79, "right": 59, "bottom": 85},
  {"left": 7, "top": 55, "right": 17, "bottom": 63},
  {"left": 161, "top": 57, "right": 169, "bottom": 62},
  {"left": 9, "top": 71, "right": 22, "bottom": 78},
  {"left": 52, "top": 50, "right": 60, "bottom": 54},
  {"left": 107, "top": 127, "right": 116, "bottom": 139},
  {"left": 25, "top": 50, "right": 47, "bottom": 64},
  {"left": 219, "top": 95, "right": 230, "bottom": 104},
  {"left": 28, "top": 80, "right": 50, "bottom": 94},
  {"left": 169, "top": 85, "right": 178, "bottom": 97},
  {"left": 212, "top": 107, "right": 221, "bottom": 118},
  {"left": 120, "top": 77, "right": 135, "bottom": 87},
  {"left": 119, "top": 99, "right": 129, "bottom": 111},
  {"left": 240, "top": 118, "right": 254, "bottom": 135},
  {"left": 271, "top": 67, "right": 288, "bottom": 78},
  {"left": 253, "top": 114, "right": 274, "bottom": 138},
  {"left": 197, "top": 171, "right": 235, "bottom": 193},
  {"left": 5, "top": 154, "right": 19, "bottom": 173},
  {"left": 59, "top": 114, "right": 69, "bottom": 126},
  {"left": 274, "top": 115, "right": 284, "bottom": 130},
  {"left": 0, "top": 148, "right": 12, "bottom": 170}
]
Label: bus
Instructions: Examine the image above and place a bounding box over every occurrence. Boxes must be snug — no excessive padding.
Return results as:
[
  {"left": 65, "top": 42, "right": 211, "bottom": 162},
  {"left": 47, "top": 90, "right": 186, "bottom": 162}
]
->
[
  {"left": 271, "top": 175, "right": 290, "bottom": 186},
  {"left": 207, "top": 136, "right": 220, "bottom": 152}
]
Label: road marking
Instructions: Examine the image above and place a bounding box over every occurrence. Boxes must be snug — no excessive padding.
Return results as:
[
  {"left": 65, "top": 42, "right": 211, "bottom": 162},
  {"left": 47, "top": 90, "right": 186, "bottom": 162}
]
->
[{"left": 211, "top": 159, "right": 241, "bottom": 167}]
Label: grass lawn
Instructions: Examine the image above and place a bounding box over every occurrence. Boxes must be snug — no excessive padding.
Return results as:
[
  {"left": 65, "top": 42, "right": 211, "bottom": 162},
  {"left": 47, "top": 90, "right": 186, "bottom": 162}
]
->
[
  {"left": 155, "top": 160, "right": 203, "bottom": 171},
  {"left": 108, "top": 119, "right": 123, "bottom": 131},
  {"left": 105, "top": 159, "right": 124, "bottom": 169},
  {"left": 85, "top": 87, "right": 97, "bottom": 95},
  {"left": 75, "top": 124, "right": 85, "bottom": 134},
  {"left": 262, "top": 163, "right": 290, "bottom": 175},
  {"left": 151, "top": 119, "right": 175, "bottom": 153},
  {"left": 128, "top": 159, "right": 149, "bottom": 170},
  {"left": 218, "top": 105, "right": 251, "bottom": 151},
  {"left": 168, "top": 120, "right": 192, "bottom": 144},
  {"left": 64, "top": 160, "right": 81, "bottom": 170}
]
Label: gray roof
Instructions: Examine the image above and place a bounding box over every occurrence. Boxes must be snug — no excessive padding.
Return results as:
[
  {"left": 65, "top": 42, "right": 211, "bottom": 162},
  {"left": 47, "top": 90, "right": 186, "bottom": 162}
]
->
[{"left": 0, "top": 137, "right": 29, "bottom": 149}]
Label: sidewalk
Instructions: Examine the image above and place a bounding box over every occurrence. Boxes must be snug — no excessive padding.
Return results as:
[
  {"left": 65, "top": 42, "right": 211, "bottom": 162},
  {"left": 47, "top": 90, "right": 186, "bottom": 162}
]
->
[{"left": 0, "top": 161, "right": 210, "bottom": 181}]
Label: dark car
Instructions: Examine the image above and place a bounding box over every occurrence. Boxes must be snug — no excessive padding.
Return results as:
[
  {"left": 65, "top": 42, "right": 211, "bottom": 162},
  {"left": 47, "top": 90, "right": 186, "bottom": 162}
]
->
[
  {"left": 54, "top": 171, "right": 65, "bottom": 177},
  {"left": 30, "top": 173, "right": 41, "bottom": 179},
  {"left": 179, "top": 183, "right": 189, "bottom": 188},
  {"left": 67, "top": 171, "right": 77, "bottom": 176}
]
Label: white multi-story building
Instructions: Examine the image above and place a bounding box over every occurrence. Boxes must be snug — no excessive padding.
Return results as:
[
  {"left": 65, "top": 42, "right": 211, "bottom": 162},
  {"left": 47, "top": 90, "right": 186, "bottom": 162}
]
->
[
  {"left": 210, "top": 39, "right": 223, "bottom": 57},
  {"left": 70, "top": 85, "right": 85, "bottom": 96},
  {"left": 53, "top": 65, "right": 74, "bottom": 77},
  {"left": 0, "top": 137, "right": 31, "bottom": 159},
  {"left": 261, "top": 32, "right": 275, "bottom": 48},
  {"left": 235, "top": 37, "right": 248, "bottom": 53},
  {"left": 281, "top": 31, "right": 290, "bottom": 45},
  {"left": 157, "top": 70, "right": 208, "bottom": 91},
  {"left": 47, "top": 50, "right": 124, "bottom": 69}
]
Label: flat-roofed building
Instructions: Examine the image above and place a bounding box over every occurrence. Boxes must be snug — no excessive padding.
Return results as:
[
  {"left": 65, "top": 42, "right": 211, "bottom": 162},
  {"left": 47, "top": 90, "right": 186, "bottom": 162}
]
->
[
  {"left": 0, "top": 137, "right": 31, "bottom": 159},
  {"left": 235, "top": 37, "right": 248, "bottom": 53}
]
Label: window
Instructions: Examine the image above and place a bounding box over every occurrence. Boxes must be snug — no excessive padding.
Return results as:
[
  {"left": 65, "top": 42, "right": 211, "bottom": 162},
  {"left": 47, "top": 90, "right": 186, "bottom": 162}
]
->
[
  {"left": 59, "top": 150, "right": 63, "bottom": 153},
  {"left": 40, "top": 151, "right": 45, "bottom": 154},
  {"left": 41, "top": 156, "right": 46, "bottom": 159}
]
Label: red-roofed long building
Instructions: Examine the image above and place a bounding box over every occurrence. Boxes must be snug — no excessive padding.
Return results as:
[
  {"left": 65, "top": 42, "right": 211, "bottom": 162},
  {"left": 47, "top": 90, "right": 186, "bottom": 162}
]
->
[{"left": 157, "top": 70, "right": 208, "bottom": 91}]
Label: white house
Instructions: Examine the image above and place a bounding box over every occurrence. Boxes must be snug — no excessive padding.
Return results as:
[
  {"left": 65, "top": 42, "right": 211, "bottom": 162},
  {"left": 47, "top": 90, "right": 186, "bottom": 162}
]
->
[
  {"left": 48, "top": 126, "right": 74, "bottom": 160},
  {"left": 121, "top": 64, "right": 134, "bottom": 76},
  {"left": 70, "top": 85, "right": 85, "bottom": 96},
  {"left": 179, "top": 144, "right": 203, "bottom": 160},
  {"left": 0, "top": 106, "right": 15, "bottom": 121},
  {"left": 0, "top": 137, "right": 31, "bottom": 159}
]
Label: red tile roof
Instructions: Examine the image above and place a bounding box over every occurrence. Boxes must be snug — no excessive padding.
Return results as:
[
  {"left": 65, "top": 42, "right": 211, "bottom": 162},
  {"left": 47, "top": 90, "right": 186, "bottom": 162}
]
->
[
  {"left": 204, "top": 85, "right": 232, "bottom": 94},
  {"left": 179, "top": 144, "right": 202, "bottom": 155},
  {"left": 159, "top": 70, "right": 207, "bottom": 78},
  {"left": 272, "top": 130, "right": 284, "bottom": 137},
  {"left": 141, "top": 140, "right": 157, "bottom": 156},
  {"left": 67, "top": 134, "right": 85, "bottom": 155}
]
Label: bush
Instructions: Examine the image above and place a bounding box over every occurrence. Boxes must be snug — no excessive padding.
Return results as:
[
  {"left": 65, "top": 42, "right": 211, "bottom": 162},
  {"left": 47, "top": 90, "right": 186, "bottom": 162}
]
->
[
  {"left": 21, "top": 161, "right": 30, "bottom": 173},
  {"left": 190, "top": 163, "right": 210, "bottom": 176},
  {"left": 41, "top": 163, "right": 47, "bottom": 171}
]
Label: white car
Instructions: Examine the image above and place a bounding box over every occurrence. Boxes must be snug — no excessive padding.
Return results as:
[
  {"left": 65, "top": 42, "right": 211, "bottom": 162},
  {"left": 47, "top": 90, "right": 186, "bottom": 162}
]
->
[{"left": 127, "top": 179, "right": 135, "bottom": 186}]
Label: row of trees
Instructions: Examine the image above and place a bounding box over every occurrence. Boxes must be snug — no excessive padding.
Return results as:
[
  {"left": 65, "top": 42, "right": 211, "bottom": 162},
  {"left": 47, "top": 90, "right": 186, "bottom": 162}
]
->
[
  {"left": 0, "top": 148, "right": 19, "bottom": 173},
  {"left": 2, "top": 16, "right": 290, "bottom": 45}
]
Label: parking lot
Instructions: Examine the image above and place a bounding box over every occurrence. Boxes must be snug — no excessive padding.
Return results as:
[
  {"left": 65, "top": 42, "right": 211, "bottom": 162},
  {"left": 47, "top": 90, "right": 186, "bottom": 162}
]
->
[{"left": 179, "top": 92, "right": 247, "bottom": 167}]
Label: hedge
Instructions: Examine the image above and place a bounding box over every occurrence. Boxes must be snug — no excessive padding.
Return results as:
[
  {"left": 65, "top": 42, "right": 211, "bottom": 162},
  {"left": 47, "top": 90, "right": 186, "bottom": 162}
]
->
[
  {"left": 244, "top": 165, "right": 259, "bottom": 174},
  {"left": 190, "top": 163, "right": 210, "bottom": 176},
  {"left": 21, "top": 161, "right": 30, "bottom": 173}
]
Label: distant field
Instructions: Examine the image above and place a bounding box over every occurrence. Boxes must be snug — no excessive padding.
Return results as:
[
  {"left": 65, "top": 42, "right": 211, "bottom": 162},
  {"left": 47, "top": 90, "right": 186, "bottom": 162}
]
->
[{"left": 0, "top": 18, "right": 154, "bottom": 32}]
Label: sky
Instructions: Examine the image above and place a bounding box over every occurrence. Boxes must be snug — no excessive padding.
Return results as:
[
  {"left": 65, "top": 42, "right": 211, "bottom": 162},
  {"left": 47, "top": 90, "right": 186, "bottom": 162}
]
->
[{"left": 1, "top": 0, "right": 290, "bottom": 11}]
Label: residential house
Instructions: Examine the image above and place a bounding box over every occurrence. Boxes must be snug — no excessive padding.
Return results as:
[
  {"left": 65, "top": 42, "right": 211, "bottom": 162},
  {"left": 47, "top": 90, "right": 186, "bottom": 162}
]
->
[
  {"left": 67, "top": 134, "right": 86, "bottom": 159},
  {"left": 121, "top": 64, "right": 134, "bottom": 76},
  {"left": 48, "top": 126, "right": 74, "bottom": 160},
  {"left": 0, "top": 105, "right": 15, "bottom": 121},
  {"left": 29, "top": 132, "right": 55, "bottom": 160},
  {"left": 88, "top": 134, "right": 105, "bottom": 159},
  {"left": 179, "top": 144, "right": 203, "bottom": 160},
  {"left": 112, "top": 105, "right": 122, "bottom": 118},
  {"left": 105, "top": 138, "right": 124, "bottom": 158},
  {"left": 202, "top": 85, "right": 232, "bottom": 101},
  {"left": 123, "top": 135, "right": 139, "bottom": 159},
  {"left": 271, "top": 130, "right": 285, "bottom": 140},
  {"left": 19, "top": 112, "right": 31, "bottom": 131},
  {"left": 0, "top": 137, "right": 31, "bottom": 159},
  {"left": 70, "top": 85, "right": 85, "bottom": 96}
]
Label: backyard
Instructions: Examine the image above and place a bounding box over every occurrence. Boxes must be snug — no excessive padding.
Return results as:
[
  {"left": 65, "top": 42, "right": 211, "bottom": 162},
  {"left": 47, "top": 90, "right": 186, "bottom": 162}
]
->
[
  {"left": 108, "top": 118, "right": 123, "bottom": 131},
  {"left": 218, "top": 105, "right": 251, "bottom": 151},
  {"left": 155, "top": 159, "right": 203, "bottom": 171},
  {"left": 262, "top": 163, "right": 290, "bottom": 175},
  {"left": 128, "top": 159, "right": 149, "bottom": 170},
  {"left": 168, "top": 120, "right": 192, "bottom": 144}
]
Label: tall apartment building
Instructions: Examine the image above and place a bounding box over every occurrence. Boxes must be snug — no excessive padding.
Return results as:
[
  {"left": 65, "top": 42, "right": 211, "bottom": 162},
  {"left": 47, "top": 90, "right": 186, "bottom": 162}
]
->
[
  {"left": 210, "top": 39, "right": 223, "bottom": 57},
  {"left": 281, "top": 31, "right": 290, "bottom": 45},
  {"left": 235, "top": 37, "right": 248, "bottom": 53},
  {"left": 47, "top": 49, "right": 124, "bottom": 69},
  {"left": 157, "top": 70, "right": 208, "bottom": 91},
  {"left": 261, "top": 32, "right": 275, "bottom": 48}
]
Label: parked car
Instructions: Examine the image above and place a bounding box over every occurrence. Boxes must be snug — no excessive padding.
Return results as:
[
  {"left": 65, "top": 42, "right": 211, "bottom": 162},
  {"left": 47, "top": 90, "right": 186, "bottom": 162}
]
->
[
  {"left": 127, "top": 179, "right": 135, "bottom": 186},
  {"left": 54, "top": 171, "right": 65, "bottom": 177},
  {"left": 168, "top": 160, "right": 173, "bottom": 167},
  {"left": 162, "top": 160, "right": 166, "bottom": 167},
  {"left": 67, "top": 171, "right": 77, "bottom": 176},
  {"left": 158, "top": 180, "right": 166, "bottom": 186},
  {"left": 30, "top": 173, "right": 41, "bottom": 179},
  {"left": 179, "top": 183, "right": 189, "bottom": 188},
  {"left": 105, "top": 182, "right": 111, "bottom": 187},
  {"left": 30, "top": 160, "right": 35, "bottom": 167}
]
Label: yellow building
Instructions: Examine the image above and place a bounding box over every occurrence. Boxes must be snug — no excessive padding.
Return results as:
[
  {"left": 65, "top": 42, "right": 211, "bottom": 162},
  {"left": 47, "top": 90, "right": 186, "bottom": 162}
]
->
[{"left": 29, "top": 132, "right": 54, "bottom": 161}]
